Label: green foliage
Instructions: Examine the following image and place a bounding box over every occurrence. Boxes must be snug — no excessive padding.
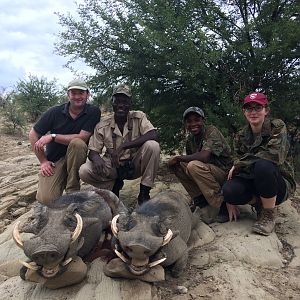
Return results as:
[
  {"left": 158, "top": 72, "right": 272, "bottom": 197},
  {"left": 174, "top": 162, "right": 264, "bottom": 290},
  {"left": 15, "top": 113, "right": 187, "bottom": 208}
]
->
[
  {"left": 15, "top": 75, "right": 61, "bottom": 122},
  {"left": 55, "top": 0, "right": 300, "bottom": 154},
  {"left": 0, "top": 92, "right": 26, "bottom": 135}
]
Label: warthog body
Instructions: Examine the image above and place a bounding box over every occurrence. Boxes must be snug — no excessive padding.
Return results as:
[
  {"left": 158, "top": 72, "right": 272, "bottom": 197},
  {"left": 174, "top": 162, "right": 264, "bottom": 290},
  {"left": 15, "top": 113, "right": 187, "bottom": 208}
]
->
[
  {"left": 112, "top": 190, "right": 193, "bottom": 277},
  {"left": 13, "top": 189, "right": 124, "bottom": 280}
]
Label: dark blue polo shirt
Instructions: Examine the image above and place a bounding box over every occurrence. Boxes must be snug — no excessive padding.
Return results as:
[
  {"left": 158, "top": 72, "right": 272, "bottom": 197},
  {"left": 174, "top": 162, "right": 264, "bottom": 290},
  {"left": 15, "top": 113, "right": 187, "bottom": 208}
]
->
[{"left": 34, "top": 102, "right": 101, "bottom": 162}]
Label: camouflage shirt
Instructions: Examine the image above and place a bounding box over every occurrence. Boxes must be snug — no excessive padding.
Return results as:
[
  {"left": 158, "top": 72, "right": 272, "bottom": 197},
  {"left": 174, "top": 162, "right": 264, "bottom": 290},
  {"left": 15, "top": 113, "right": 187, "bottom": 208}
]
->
[
  {"left": 233, "top": 118, "right": 296, "bottom": 195},
  {"left": 186, "top": 125, "right": 232, "bottom": 172}
]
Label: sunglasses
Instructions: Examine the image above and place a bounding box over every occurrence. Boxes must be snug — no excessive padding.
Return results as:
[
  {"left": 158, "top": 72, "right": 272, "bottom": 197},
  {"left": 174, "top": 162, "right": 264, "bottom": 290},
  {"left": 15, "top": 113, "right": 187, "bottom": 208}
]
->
[{"left": 243, "top": 105, "right": 265, "bottom": 112}]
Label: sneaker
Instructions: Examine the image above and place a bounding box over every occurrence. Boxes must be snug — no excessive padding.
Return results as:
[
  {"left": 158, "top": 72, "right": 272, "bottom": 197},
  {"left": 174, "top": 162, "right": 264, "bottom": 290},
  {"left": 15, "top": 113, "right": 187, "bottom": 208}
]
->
[{"left": 252, "top": 208, "right": 276, "bottom": 236}]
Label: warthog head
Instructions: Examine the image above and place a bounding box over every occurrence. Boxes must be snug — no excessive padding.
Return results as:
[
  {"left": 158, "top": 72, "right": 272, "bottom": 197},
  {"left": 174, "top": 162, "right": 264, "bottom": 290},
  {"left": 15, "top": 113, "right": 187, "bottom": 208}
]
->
[
  {"left": 12, "top": 192, "right": 107, "bottom": 279},
  {"left": 111, "top": 211, "right": 173, "bottom": 276}
]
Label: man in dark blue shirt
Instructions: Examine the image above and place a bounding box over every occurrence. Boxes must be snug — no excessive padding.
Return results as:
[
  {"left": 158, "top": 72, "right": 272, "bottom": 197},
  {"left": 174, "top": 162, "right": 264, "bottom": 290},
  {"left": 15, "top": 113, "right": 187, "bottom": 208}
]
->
[{"left": 29, "top": 79, "right": 101, "bottom": 204}]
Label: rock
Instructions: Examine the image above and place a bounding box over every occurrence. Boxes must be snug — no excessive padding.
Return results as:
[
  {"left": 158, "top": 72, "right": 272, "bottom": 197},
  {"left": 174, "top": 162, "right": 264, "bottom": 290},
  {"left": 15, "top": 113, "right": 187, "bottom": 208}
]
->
[
  {"left": 176, "top": 285, "right": 188, "bottom": 294},
  {"left": 11, "top": 207, "right": 26, "bottom": 217}
]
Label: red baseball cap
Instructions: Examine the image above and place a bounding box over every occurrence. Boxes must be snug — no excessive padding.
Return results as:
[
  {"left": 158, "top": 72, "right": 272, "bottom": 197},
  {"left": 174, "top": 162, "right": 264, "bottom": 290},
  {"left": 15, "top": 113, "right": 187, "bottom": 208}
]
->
[{"left": 243, "top": 92, "right": 269, "bottom": 106}]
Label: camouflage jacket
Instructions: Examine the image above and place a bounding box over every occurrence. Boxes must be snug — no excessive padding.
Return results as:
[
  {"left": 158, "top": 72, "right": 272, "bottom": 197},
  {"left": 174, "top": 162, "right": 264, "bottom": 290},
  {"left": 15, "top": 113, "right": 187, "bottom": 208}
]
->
[
  {"left": 186, "top": 125, "right": 232, "bottom": 172},
  {"left": 233, "top": 118, "right": 296, "bottom": 195}
]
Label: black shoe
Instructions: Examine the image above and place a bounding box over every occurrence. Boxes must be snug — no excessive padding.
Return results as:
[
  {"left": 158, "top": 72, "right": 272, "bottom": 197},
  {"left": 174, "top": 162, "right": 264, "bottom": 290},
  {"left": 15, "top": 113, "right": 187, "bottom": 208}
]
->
[
  {"left": 193, "top": 195, "right": 209, "bottom": 208},
  {"left": 137, "top": 184, "right": 151, "bottom": 205},
  {"left": 215, "top": 202, "right": 230, "bottom": 223},
  {"left": 112, "top": 178, "right": 124, "bottom": 197}
]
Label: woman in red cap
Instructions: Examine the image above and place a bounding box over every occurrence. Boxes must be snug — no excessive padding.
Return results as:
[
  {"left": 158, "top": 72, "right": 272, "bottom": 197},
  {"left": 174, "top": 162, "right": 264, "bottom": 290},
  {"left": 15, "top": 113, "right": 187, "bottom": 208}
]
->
[{"left": 222, "top": 92, "right": 296, "bottom": 235}]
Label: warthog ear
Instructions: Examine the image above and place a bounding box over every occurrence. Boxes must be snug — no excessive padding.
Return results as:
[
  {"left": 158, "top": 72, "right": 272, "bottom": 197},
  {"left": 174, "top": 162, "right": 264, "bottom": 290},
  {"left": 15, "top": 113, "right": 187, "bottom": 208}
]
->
[{"left": 157, "top": 215, "right": 175, "bottom": 235}]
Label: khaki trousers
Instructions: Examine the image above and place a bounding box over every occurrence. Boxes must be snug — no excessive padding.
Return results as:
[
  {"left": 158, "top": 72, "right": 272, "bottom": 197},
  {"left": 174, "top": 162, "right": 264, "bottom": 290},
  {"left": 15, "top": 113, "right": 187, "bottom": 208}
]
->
[
  {"left": 174, "top": 160, "right": 226, "bottom": 208},
  {"left": 79, "top": 140, "right": 160, "bottom": 190},
  {"left": 36, "top": 138, "right": 88, "bottom": 205}
]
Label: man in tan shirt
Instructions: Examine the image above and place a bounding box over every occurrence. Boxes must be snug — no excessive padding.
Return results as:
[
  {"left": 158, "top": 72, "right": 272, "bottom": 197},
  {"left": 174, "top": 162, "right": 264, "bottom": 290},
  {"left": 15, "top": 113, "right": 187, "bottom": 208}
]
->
[{"left": 79, "top": 84, "right": 160, "bottom": 205}]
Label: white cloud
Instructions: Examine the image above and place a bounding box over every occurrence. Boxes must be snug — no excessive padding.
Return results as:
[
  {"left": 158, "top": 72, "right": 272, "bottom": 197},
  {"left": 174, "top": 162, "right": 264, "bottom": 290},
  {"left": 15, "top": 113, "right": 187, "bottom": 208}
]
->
[{"left": 0, "top": 0, "right": 90, "bottom": 89}]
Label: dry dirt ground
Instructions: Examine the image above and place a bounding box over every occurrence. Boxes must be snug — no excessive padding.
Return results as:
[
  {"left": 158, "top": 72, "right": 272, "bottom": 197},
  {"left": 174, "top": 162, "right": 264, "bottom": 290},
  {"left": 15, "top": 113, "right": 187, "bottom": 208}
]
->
[{"left": 0, "top": 131, "right": 300, "bottom": 300}]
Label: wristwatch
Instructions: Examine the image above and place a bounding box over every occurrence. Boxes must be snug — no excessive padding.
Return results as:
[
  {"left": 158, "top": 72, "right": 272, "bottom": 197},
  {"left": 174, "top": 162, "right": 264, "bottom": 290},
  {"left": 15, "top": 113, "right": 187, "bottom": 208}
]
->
[{"left": 51, "top": 133, "right": 57, "bottom": 142}]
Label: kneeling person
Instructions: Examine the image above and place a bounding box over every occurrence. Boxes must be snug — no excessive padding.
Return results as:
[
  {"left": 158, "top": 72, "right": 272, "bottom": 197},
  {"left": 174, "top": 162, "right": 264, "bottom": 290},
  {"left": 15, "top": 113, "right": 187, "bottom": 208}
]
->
[
  {"left": 29, "top": 79, "right": 101, "bottom": 204},
  {"left": 79, "top": 84, "right": 160, "bottom": 205},
  {"left": 168, "top": 107, "right": 232, "bottom": 223}
]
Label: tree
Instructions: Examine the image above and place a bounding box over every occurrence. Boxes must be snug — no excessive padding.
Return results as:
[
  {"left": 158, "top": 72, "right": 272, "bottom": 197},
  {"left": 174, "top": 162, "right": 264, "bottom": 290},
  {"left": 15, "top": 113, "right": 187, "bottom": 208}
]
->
[
  {"left": 0, "top": 90, "right": 26, "bottom": 135},
  {"left": 15, "top": 75, "right": 61, "bottom": 122},
  {"left": 55, "top": 0, "right": 300, "bottom": 153}
]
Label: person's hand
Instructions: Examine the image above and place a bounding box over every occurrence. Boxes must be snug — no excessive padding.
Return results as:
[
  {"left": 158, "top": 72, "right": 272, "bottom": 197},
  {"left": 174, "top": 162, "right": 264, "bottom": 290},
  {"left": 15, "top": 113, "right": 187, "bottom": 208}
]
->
[
  {"left": 92, "top": 157, "right": 106, "bottom": 175},
  {"left": 227, "top": 166, "right": 236, "bottom": 180},
  {"left": 34, "top": 135, "right": 52, "bottom": 152},
  {"left": 40, "top": 161, "right": 55, "bottom": 177},
  {"left": 168, "top": 156, "right": 180, "bottom": 167},
  {"left": 226, "top": 203, "right": 240, "bottom": 222}
]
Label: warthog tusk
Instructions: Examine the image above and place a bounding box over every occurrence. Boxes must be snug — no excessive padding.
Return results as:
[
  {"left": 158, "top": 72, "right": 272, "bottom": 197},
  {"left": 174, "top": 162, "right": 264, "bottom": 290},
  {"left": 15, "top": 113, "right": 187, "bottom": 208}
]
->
[
  {"left": 162, "top": 229, "right": 173, "bottom": 246},
  {"left": 148, "top": 257, "right": 167, "bottom": 268},
  {"left": 111, "top": 214, "right": 119, "bottom": 238},
  {"left": 20, "top": 260, "right": 39, "bottom": 271},
  {"left": 114, "top": 249, "right": 129, "bottom": 263},
  {"left": 12, "top": 221, "right": 24, "bottom": 249},
  {"left": 71, "top": 213, "right": 83, "bottom": 243},
  {"left": 61, "top": 257, "right": 73, "bottom": 266}
]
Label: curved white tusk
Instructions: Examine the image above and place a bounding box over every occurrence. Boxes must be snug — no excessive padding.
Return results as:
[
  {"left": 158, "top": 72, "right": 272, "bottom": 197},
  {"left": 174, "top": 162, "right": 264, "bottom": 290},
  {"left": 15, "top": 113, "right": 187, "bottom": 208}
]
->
[
  {"left": 148, "top": 257, "right": 167, "bottom": 268},
  {"left": 114, "top": 249, "right": 129, "bottom": 263},
  {"left": 71, "top": 213, "right": 83, "bottom": 243},
  {"left": 111, "top": 214, "right": 120, "bottom": 238},
  {"left": 61, "top": 257, "right": 73, "bottom": 266},
  {"left": 20, "top": 260, "right": 39, "bottom": 271},
  {"left": 162, "top": 229, "right": 173, "bottom": 246},
  {"left": 12, "top": 221, "right": 24, "bottom": 249}
]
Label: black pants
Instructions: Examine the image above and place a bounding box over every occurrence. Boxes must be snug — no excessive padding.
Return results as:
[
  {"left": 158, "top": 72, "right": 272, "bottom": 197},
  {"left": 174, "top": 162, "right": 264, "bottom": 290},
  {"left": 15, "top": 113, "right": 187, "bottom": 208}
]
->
[{"left": 222, "top": 159, "right": 286, "bottom": 206}]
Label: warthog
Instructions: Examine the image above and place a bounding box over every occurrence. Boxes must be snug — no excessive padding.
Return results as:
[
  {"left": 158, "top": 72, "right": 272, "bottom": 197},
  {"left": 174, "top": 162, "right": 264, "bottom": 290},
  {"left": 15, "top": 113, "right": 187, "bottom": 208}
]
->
[
  {"left": 111, "top": 190, "right": 194, "bottom": 277},
  {"left": 13, "top": 189, "right": 125, "bottom": 280}
]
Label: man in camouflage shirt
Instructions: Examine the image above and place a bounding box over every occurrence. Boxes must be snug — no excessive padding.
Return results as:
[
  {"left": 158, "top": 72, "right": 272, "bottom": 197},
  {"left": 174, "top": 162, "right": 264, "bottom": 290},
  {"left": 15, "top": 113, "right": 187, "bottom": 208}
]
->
[{"left": 168, "top": 107, "right": 232, "bottom": 223}]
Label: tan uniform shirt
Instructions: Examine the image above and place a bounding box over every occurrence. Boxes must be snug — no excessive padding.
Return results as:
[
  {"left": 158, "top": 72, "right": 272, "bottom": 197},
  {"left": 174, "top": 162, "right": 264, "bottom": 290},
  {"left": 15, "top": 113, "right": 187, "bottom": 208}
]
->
[{"left": 89, "top": 111, "right": 155, "bottom": 160}]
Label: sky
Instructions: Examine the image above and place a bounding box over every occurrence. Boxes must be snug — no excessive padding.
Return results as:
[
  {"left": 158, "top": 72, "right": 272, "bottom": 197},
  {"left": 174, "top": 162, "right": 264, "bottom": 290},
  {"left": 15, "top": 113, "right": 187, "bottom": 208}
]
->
[{"left": 0, "top": 0, "right": 91, "bottom": 90}]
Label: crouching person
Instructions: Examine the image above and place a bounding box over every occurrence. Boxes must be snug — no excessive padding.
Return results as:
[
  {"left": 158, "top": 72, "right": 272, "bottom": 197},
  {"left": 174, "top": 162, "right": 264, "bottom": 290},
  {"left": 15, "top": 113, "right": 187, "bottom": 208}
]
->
[
  {"left": 168, "top": 107, "right": 232, "bottom": 224},
  {"left": 29, "top": 79, "right": 100, "bottom": 204},
  {"left": 79, "top": 84, "right": 160, "bottom": 205},
  {"left": 222, "top": 92, "right": 296, "bottom": 235}
]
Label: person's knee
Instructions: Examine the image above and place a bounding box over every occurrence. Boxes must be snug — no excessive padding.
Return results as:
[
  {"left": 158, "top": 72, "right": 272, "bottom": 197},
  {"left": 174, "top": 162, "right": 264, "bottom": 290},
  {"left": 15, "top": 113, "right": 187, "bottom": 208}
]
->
[
  {"left": 186, "top": 160, "right": 207, "bottom": 175},
  {"left": 69, "top": 138, "right": 87, "bottom": 150},
  {"left": 254, "top": 159, "right": 275, "bottom": 178},
  {"left": 79, "top": 163, "right": 90, "bottom": 182},
  {"left": 142, "top": 140, "right": 160, "bottom": 154}
]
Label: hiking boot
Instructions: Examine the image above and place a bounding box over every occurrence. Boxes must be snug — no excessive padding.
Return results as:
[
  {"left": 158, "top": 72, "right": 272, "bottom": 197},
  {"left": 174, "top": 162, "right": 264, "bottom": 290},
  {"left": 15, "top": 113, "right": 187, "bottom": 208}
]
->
[
  {"left": 194, "top": 205, "right": 220, "bottom": 224},
  {"left": 193, "top": 195, "right": 209, "bottom": 207},
  {"left": 137, "top": 184, "right": 151, "bottom": 205},
  {"left": 252, "top": 208, "right": 276, "bottom": 236},
  {"left": 190, "top": 195, "right": 208, "bottom": 212},
  {"left": 112, "top": 178, "right": 124, "bottom": 198}
]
